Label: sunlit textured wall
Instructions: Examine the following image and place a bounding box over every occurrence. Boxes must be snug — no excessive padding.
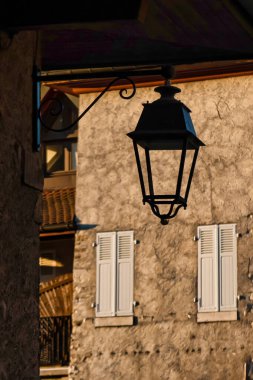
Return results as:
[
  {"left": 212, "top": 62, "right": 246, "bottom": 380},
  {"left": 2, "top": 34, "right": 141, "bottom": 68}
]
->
[{"left": 71, "top": 75, "right": 253, "bottom": 380}]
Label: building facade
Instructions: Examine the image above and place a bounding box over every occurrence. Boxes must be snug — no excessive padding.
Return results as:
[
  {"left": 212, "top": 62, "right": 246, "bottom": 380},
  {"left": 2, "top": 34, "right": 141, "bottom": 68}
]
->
[{"left": 69, "top": 73, "right": 253, "bottom": 380}]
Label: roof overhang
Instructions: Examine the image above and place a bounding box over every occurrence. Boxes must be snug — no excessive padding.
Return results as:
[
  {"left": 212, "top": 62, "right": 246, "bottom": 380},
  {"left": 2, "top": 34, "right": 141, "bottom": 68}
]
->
[
  {"left": 40, "top": 59, "right": 253, "bottom": 95},
  {"left": 2, "top": 0, "right": 253, "bottom": 71}
]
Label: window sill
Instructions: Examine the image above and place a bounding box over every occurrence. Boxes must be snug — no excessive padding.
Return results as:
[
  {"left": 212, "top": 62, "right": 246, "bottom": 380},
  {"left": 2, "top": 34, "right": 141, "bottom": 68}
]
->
[
  {"left": 95, "top": 316, "right": 134, "bottom": 327},
  {"left": 45, "top": 170, "right": 76, "bottom": 178},
  {"left": 44, "top": 172, "right": 76, "bottom": 190},
  {"left": 40, "top": 366, "right": 68, "bottom": 377},
  {"left": 197, "top": 310, "right": 237, "bottom": 323}
]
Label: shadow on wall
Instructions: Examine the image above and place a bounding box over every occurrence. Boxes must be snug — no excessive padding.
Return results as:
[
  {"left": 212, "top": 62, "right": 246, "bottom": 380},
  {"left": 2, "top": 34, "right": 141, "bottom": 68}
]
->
[
  {"left": 74, "top": 216, "right": 97, "bottom": 230},
  {"left": 245, "top": 358, "right": 253, "bottom": 380}
]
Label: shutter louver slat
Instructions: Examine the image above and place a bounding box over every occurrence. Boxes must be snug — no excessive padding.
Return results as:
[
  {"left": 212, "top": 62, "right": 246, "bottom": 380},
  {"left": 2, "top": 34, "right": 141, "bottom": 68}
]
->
[
  {"left": 118, "top": 235, "right": 132, "bottom": 259},
  {"left": 99, "top": 237, "right": 112, "bottom": 260}
]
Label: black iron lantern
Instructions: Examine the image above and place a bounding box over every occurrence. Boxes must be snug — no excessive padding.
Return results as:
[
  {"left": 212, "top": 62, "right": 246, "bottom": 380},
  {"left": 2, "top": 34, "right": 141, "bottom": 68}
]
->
[{"left": 127, "top": 74, "right": 205, "bottom": 225}]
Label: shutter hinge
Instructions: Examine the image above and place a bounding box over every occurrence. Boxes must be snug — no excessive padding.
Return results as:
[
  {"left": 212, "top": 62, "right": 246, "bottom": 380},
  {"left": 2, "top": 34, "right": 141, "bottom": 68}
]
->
[
  {"left": 91, "top": 302, "right": 96, "bottom": 308},
  {"left": 193, "top": 236, "right": 199, "bottom": 242},
  {"left": 134, "top": 239, "right": 140, "bottom": 245},
  {"left": 193, "top": 297, "right": 198, "bottom": 303},
  {"left": 92, "top": 242, "right": 97, "bottom": 248}
]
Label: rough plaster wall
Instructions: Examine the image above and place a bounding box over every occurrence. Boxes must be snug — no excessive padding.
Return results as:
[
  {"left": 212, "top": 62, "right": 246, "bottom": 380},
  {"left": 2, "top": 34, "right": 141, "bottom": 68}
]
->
[
  {"left": 71, "top": 75, "right": 253, "bottom": 380},
  {"left": 0, "top": 32, "right": 41, "bottom": 379}
]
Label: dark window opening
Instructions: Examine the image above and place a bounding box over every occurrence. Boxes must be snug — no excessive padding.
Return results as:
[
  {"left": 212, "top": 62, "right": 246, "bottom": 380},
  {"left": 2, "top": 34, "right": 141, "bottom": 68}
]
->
[{"left": 39, "top": 236, "right": 74, "bottom": 367}]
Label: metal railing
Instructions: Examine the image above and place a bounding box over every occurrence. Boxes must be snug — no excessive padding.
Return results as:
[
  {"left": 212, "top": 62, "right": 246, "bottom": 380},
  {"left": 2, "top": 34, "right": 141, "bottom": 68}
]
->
[{"left": 40, "top": 316, "right": 72, "bottom": 366}]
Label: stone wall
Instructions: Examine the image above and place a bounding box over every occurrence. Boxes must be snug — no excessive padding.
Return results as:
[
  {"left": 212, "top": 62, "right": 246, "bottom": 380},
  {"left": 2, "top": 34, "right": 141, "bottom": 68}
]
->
[
  {"left": 0, "top": 31, "right": 41, "bottom": 379},
  {"left": 70, "top": 75, "right": 253, "bottom": 380}
]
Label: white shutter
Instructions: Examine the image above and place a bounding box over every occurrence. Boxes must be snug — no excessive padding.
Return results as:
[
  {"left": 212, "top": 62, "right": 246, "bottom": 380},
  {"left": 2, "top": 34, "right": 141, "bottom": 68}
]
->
[
  {"left": 219, "top": 224, "right": 237, "bottom": 311},
  {"left": 116, "top": 231, "right": 134, "bottom": 316},
  {"left": 198, "top": 225, "right": 219, "bottom": 312},
  {"left": 96, "top": 232, "right": 116, "bottom": 317}
]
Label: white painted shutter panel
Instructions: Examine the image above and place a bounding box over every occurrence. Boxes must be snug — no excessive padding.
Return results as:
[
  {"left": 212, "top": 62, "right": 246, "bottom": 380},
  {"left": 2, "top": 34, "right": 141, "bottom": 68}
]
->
[
  {"left": 198, "top": 225, "right": 219, "bottom": 312},
  {"left": 116, "top": 231, "right": 134, "bottom": 316},
  {"left": 219, "top": 224, "right": 237, "bottom": 311},
  {"left": 96, "top": 232, "right": 116, "bottom": 317}
]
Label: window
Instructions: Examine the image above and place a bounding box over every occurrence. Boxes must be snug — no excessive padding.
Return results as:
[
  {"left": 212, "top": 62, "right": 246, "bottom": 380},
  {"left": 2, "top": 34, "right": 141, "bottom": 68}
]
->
[
  {"left": 45, "top": 140, "right": 77, "bottom": 174},
  {"left": 41, "top": 88, "right": 78, "bottom": 177},
  {"left": 197, "top": 224, "right": 237, "bottom": 322},
  {"left": 39, "top": 237, "right": 74, "bottom": 283},
  {"left": 96, "top": 231, "right": 134, "bottom": 318},
  {"left": 40, "top": 249, "right": 61, "bottom": 280}
]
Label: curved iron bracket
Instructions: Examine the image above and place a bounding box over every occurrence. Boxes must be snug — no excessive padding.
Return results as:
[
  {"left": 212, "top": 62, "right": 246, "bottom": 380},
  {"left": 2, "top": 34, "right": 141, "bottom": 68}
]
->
[
  {"left": 33, "top": 67, "right": 136, "bottom": 150},
  {"left": 39, "top": 76, "right": 136, "bottom": 133}
]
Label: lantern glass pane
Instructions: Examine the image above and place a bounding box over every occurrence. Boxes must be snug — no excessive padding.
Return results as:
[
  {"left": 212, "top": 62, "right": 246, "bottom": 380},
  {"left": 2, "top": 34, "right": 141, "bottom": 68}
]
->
[
  {"left": 150, "top": 149, "right": 196, "bottom": 200},
  {"left": 136, "top": 146, "right": 196, "bottom": 202},
  {"left": 149, "top": 150, "right": 181, "bottom": 197}
]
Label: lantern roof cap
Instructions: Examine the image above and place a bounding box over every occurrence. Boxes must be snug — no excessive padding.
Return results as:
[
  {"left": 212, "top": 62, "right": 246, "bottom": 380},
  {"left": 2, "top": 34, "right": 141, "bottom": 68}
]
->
[{"left": 127, "top": 83, "right": 205, "bottom": 148}]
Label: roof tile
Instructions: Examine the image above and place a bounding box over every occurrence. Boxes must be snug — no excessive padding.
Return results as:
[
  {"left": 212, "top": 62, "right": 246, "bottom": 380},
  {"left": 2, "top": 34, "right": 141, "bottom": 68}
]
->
[{"left": 41, "top": 188, "right": 75, "bottom": 230}]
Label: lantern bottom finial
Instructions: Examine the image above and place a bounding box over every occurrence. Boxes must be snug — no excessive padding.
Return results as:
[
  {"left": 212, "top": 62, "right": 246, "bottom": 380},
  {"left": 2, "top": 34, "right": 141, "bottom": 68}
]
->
[{"left": 147, "top": 201, "right": 186, "bottom": 225}]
